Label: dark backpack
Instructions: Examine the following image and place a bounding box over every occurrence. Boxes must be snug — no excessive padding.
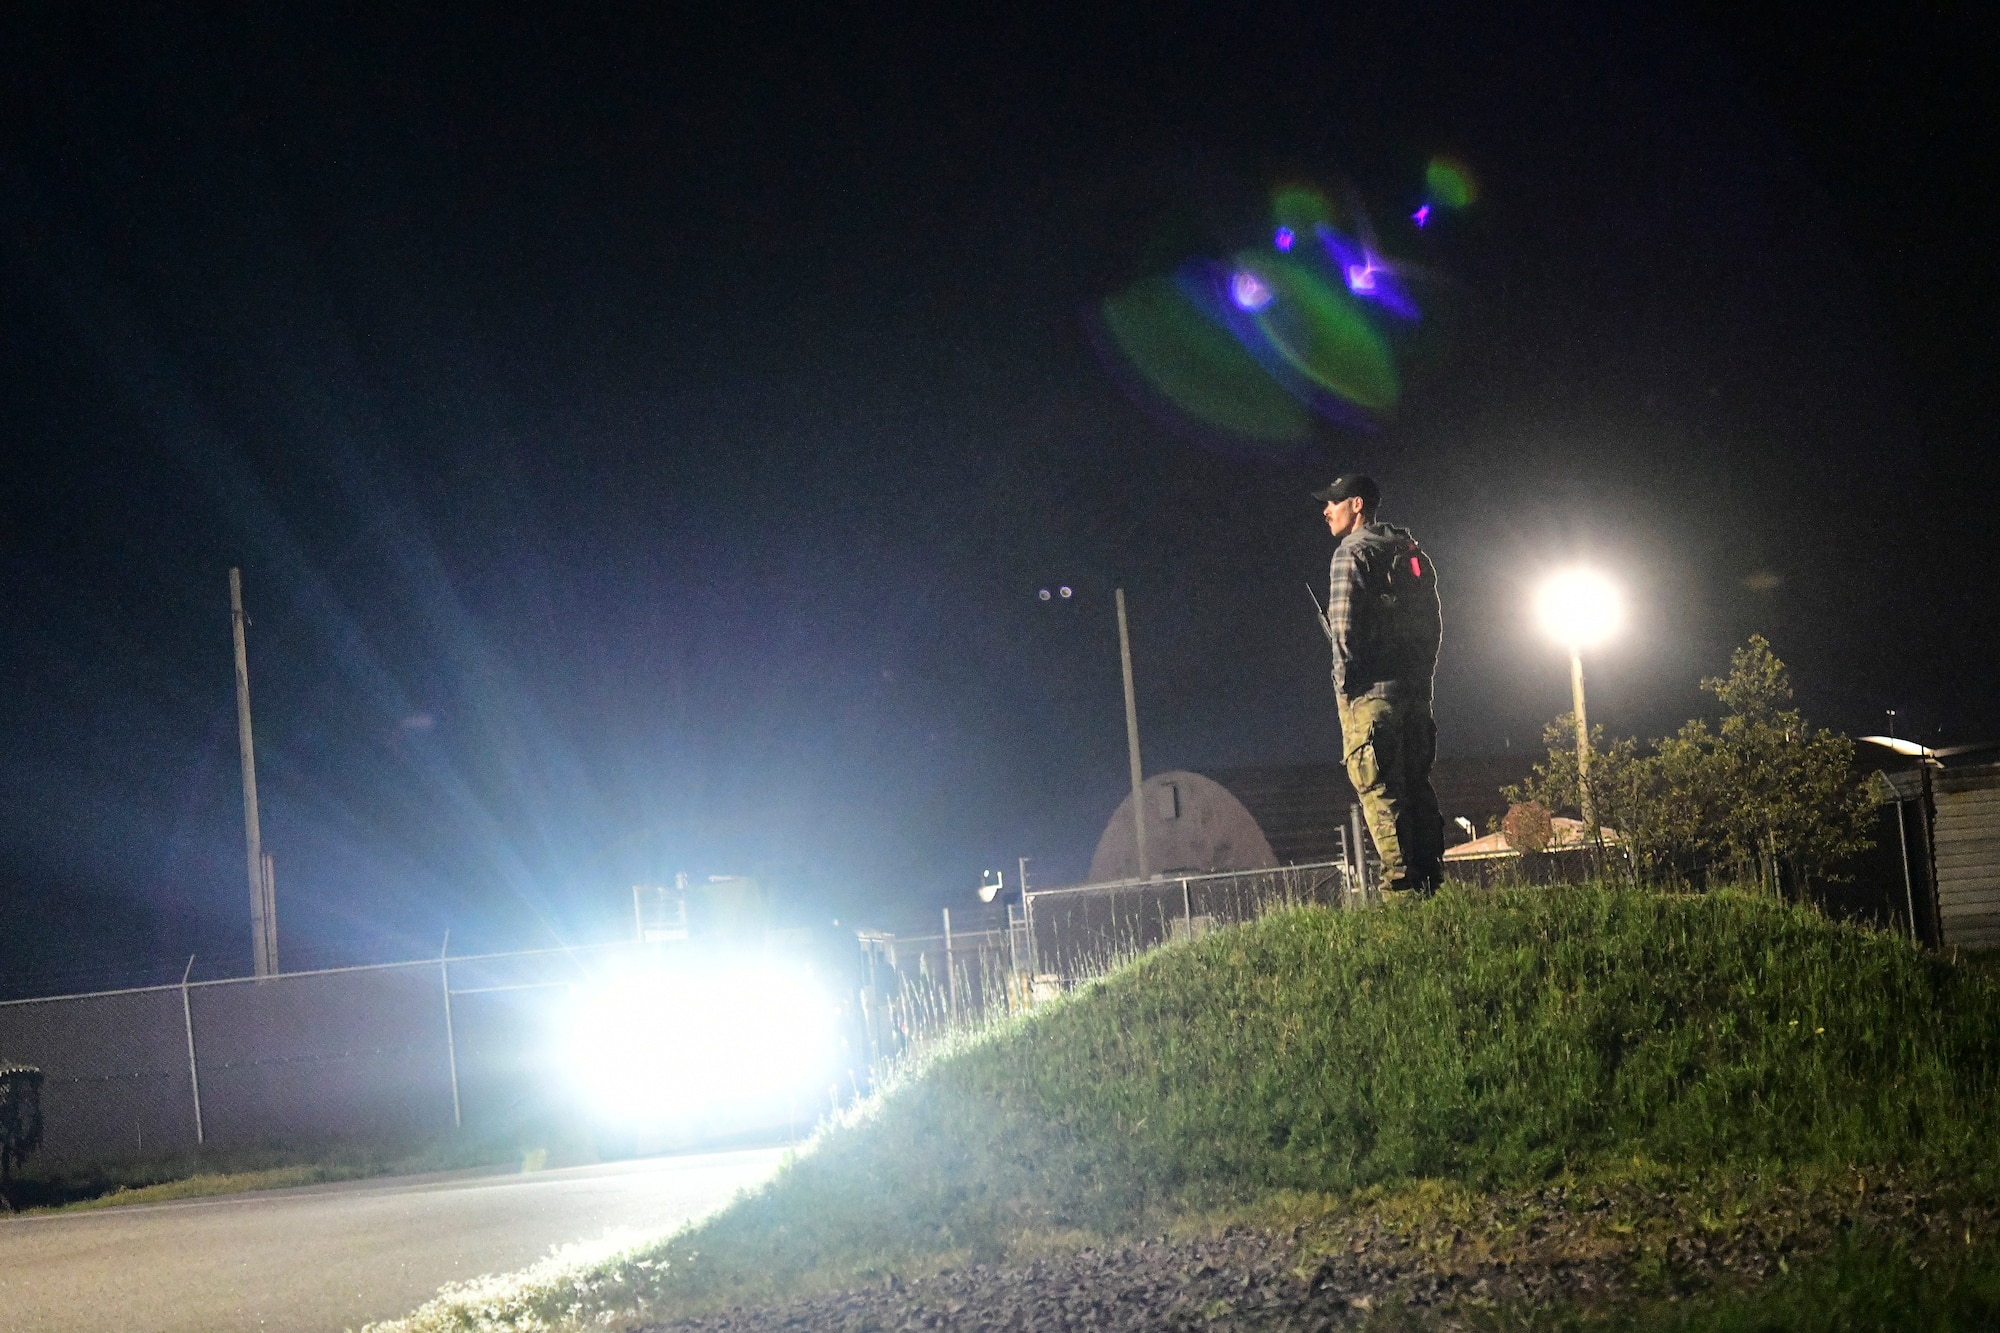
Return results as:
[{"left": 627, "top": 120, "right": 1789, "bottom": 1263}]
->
[{"left": 1375, "top": 533, "right": 1441, "bottom": 668}]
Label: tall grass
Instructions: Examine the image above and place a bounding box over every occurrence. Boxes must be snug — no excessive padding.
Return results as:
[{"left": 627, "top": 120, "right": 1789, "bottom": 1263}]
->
[
  {"left": 950, "top": 884, "right": 2000, "bottom": 1206},
  {"left": 706, "top": 886, "right": 2000, "bottom": 1252}
]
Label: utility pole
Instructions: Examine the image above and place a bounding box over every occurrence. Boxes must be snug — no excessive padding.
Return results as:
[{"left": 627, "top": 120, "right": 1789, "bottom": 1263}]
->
[
  {"left": 230, "top": 568, "right": 274, "bottom": 978},
  {"left": 1115, "top": 588, "right": 1149, "bottom": 879}
]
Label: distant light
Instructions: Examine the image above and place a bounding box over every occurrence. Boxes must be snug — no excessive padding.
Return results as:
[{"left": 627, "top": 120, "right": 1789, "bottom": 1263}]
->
[
  {"left": 1229, "top": 270, "right": 1273, "bottom": 311},
  {"left": 1039, "top": 588, "right": 1051, "bottom": 601},
  {"left": 1535, "top": 569, "right": 1622, "bottom": 649},
  {"left": 1273, "top": 226, "right": 1295, "bottom": 252},
  {"left": 1412, "top": 204, "right": 1431, "bottom": 228},
  {"left": 1058, "top": 585, "right": 1072, "bottom": 599}
]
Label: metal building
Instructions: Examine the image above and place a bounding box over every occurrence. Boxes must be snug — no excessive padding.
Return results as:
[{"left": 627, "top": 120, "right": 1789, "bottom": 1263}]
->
[{"left": 1881, "top": 758, "right": 2000, "bottom": 952}]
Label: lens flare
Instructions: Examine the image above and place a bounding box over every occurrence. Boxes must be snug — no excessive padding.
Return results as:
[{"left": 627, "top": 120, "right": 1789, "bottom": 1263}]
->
[
  {"left": 1239, "top": 252, "right": 1400, "bottom": 414},
  {"left": 1098, "top": 273, "right": 1312, "bottom": 443},
  {"left": 1272, "top": 185, "right": 1336, "bottom": 237},
  {"left": 1229, "top": 270, "right": 1274, "bottom": 311},
  {"left": 1424, "top": 157, "right": 1478, "bottom": 209},
  {"left": 1092, "top": 175, "right": 1455, "bottom": 447},
  {"left": 1314, "top": 223, "right": 1418, "bottom": 321}
]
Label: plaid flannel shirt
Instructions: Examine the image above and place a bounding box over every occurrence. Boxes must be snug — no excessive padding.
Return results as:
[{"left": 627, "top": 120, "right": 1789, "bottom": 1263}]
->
[
  {"left": 1324, "top": 521, "right": 1437, "bottom": 701},
  {"left": 1325, "top": 532, "right": 1368, "bottom": 699}
]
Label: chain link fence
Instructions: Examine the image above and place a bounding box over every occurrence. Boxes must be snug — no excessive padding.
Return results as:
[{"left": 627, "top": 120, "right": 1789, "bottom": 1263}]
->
[
  {"left": 0, "top": 943, "right": 637, "bottom": 1165},
  {"left": 850, "top": 861, "right": 1361, "bottom": 1072},
  {"left": 1023, "top": 861, "right": 1355, "bottom": 984}
]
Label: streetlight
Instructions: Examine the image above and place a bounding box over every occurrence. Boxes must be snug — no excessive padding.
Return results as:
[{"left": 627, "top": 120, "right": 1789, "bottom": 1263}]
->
[{"left": 1534, "top": 569, "right": 1622, "bottom": 833}]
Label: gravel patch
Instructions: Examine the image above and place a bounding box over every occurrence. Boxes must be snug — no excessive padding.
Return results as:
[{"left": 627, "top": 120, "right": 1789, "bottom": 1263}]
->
[
  {"left": 637, "top": 1184, "right": 1998, "bottom": 1332},
  {"left": 633, "top": 1225, "right": 1671, "bottom": 1331}
]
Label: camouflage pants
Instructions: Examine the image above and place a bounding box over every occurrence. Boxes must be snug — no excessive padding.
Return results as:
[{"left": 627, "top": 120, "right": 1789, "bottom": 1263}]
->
[{"left": 1337, "top": 693, "right": 1445, "bottom": 892}]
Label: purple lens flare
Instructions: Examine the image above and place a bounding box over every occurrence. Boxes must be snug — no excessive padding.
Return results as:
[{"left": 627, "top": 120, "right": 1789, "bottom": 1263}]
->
[
  {"left": 1315, "top": 222, "right": 1418, "bottom": 321},
  {"left": 1411, "top": 204, "right": 1430, "bottom": 228},
  {"left": 1229, "top": 270, "right": 1274, "bottom": 311},
  {"left": 1274, "top": 227, "right": 1295, "bottom": 252}
]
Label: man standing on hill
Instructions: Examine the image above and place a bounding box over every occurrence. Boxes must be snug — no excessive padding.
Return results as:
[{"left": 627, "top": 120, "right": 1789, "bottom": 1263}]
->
[{"left": 1315, "top": 475, "right": 1445, "bottom": 898}]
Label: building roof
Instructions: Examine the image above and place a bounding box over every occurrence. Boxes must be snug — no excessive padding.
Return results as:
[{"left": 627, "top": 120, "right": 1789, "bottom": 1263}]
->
[{"left": 1443, "top": 817, "right": 1623, "bottom": 862}]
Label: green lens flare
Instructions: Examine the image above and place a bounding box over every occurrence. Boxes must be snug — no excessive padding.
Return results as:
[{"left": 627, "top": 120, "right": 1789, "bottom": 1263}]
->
[
  {"left": 1101, "top": 276, "right": 1312, "bottom": 442},
  {"left": 1271, "top": 185, "right": 1335, "bottom": 236},
  {"left": 1238, "top": 254, "right": 1400, "bottom": 414},
  {"left": 1424, "top": 157, "right": 1477, "bottom": 209}
]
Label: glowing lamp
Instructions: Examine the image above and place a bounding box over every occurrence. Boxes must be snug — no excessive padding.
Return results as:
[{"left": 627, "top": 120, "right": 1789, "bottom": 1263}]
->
[{"left": 1535, "top": 569, "right": 1621, "bottom": 649}]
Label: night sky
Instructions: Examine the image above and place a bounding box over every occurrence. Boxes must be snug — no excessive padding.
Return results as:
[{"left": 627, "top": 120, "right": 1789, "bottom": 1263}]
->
[{"left": 2, "top": 3, "right": 1995, "bottom": 991}]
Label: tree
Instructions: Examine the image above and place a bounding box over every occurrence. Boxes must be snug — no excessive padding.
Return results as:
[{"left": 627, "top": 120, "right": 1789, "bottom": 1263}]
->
[
  {"left": 1506, "top": 637, "right": 1875, "bottom": 894},
  {"left": 1502, "top": 800, "right": 1554, "bottom": 854},
  {"left": 1697, "top": 636, "right": 1876, "bottom": 891}
]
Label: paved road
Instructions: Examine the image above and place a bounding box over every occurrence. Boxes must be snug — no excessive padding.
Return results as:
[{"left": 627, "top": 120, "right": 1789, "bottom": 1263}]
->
[{"left": 0, "top": 1148, "right": 786, "bottom": 1333}]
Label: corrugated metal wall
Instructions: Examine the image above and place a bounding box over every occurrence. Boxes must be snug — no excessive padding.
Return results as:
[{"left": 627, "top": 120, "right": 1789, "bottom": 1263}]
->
[{"left": 1934, "top": 765, "right": 2000, "bottom": 951}]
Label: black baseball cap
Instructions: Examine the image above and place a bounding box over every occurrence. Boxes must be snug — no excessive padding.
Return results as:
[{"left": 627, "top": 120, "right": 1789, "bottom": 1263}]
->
[{"left": 1312, "top": 474, "right": 1380, "bottom": 508}]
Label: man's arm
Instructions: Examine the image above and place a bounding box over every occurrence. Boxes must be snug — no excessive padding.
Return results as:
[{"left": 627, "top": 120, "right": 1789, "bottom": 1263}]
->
[{"left": 1326, "top": 542, "right": 1362, "bottom": 695}]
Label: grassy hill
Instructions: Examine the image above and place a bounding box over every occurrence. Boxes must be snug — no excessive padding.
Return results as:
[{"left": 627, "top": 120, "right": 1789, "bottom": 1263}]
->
[{"left": 380, "top": 885, "right": 2000, "bottom": 1330}]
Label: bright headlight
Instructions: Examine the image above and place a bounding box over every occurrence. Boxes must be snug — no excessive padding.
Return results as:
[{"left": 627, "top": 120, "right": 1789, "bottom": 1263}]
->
[{"left": 562, "top": 960, "right": 843, "bottom": 1131}]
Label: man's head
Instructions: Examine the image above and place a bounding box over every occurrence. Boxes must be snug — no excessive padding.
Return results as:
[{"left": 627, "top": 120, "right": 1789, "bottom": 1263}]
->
[{"left": 1314, "top": 474, "right": 1380, "bottom": 540}]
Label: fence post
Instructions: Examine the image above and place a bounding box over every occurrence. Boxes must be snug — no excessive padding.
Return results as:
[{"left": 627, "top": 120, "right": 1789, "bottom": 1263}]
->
[
  {"left": 1348, "top": 804, "right": 1369, "bottom": 904},
  {"left": 942, "top": 908, "right": 956, "bottom": 1023},
  {"left": 1005, "top": 904, "right": 1019, "bottom": 1010},
  {"left": 1181, "top": 878, "right": 1192, "bottom": 936},
  {"left": 180, "top": 955, "right": 204, "bottom": 1146},
  {"left": 439, "top": 932, "right": 462, "bottom": 1130}
]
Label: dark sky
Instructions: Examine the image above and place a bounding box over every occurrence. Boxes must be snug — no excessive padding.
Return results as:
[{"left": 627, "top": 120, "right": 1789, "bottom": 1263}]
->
[{"left": 2, "top": 3, "right": 1995, "bottom": 990}]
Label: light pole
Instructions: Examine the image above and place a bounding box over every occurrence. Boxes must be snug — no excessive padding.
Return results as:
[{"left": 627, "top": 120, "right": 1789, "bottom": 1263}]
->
[{"left": 1534, "top": 569, "right": 1621, "bottom": 834}]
